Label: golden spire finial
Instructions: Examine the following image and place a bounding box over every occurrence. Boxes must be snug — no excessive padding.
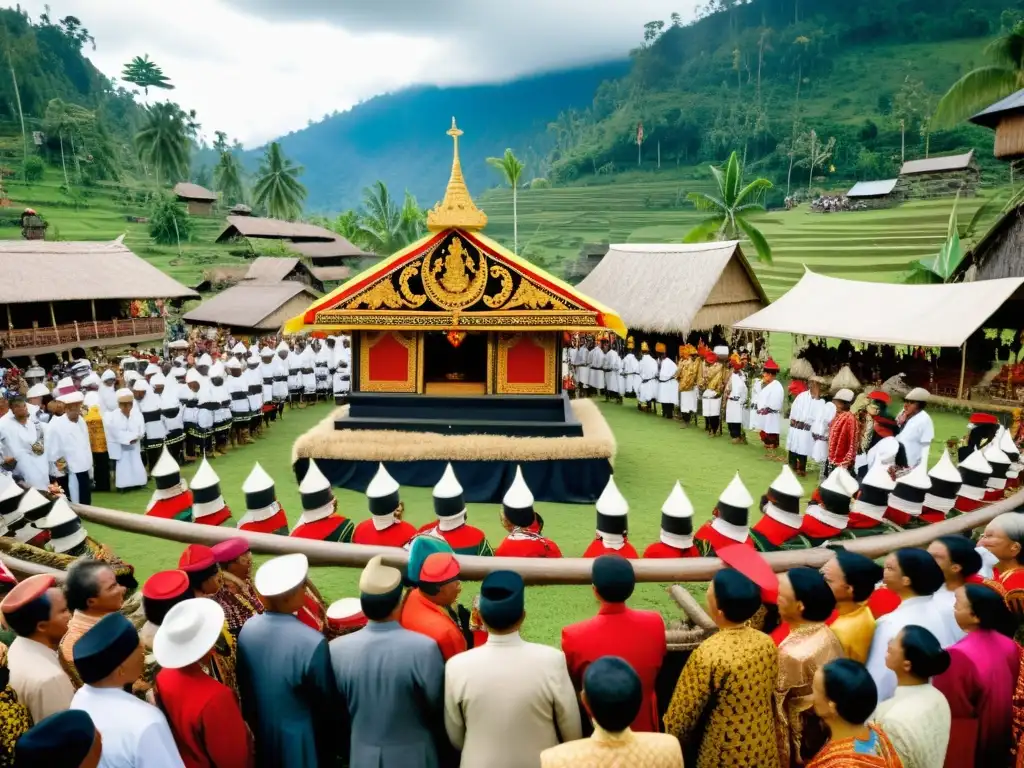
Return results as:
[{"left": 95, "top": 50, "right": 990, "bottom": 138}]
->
[{"left": 427, "top": 116, "right": 488, "bottom": 233}]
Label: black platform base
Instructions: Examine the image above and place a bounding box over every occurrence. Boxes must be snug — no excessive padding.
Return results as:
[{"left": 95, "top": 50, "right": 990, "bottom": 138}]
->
[
  {"left": 293, "top": 455, "right": 611, "bottom": 504},
  {"left": 335, "top": 392, "right": 583, "bottom": 437}
]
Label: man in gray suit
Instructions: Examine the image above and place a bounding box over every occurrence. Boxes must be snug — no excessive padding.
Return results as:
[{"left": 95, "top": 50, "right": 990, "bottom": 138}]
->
[{"left": 330, "top": 555, "right": 447, "bottom": 768}]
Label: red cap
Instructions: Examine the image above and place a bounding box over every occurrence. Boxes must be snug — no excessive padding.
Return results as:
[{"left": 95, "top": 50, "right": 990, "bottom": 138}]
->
[
  {"left": 178, "top": 544, "right": 216, "bottom": 573},
  {"left": 969, "top": 412, "right": 998, "bottom": 425},
  {"left": 211, "top": 537, "right": 250, "bottom": 564},
  {"left": 763, "top": 358, "right": 780, "bottom": 373},
  {"left": 419, "top": 552, "right": 460, "bottom": 585},
  {"left": 717, "top": 544, "right": 779, "bottom": 604},
  {"left": 704, "top": 351, "right": 717, "bottom": 364},
  {"left": 788, "top": 380, "right": 807, "bottom": 396},
  {"left": 142, "top": 570, "right": 190, "bottom": 600},
  {"left": 0, "top": 574, "right": 54, "bottom": 613},
  {"left": 867, "top": 390, "right": 891, "bottom": 404}
]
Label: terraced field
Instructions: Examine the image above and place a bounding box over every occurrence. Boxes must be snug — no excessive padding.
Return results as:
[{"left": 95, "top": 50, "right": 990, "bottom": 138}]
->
[{"left": 480, "top": 182, "right": 1007, "bottom": 299}]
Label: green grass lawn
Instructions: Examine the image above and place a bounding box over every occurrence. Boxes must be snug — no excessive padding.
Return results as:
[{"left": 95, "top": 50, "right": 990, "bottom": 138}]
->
[{"left": 84, "top": 398, "right": 968, "bottom": 647}]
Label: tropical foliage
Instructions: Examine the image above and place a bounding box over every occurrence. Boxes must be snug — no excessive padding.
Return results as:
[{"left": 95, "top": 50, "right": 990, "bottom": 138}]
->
[
  {"left": 43, "top": 98, "right": 94, "bottom": 186},
  {"left": 683, "top": 151, "right": 773, "bottom": 263},
  {"left": 252, "top": 142, "right": 306, "bottom": 220},
  {"left": 486, "top": 148, "right": 525, "bottom": 254},
  {"left": 121, "top": 54, "right": 174, "bottom": 95},
  {"left": 149, "top": 193, "right": 193, "bottom": 246},
  {"left": 134, "top": 102, "right": 191, "bottom": 185},
  {"left": 214, "top": 150, "right": 245, "bottom": 205},
  {"left": 353, "top": 181, "right": 425, "bottom": 255}
]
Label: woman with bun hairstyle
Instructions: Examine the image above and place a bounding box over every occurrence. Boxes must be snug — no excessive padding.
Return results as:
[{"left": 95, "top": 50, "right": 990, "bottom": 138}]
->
[
  {"left": 871, "top": 625, "right": 951, "bottom": 768},
  {"left": 933, "top": 584, "right": 1020, "bottom": 768},
  {"left": 807, "top": 659, "right": 902, "bottom": 767}
]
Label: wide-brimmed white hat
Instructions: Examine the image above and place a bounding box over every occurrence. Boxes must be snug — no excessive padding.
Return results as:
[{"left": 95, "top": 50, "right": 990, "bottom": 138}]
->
[{"left": 153, "top": 598, "right": 225, "bottom": 670}]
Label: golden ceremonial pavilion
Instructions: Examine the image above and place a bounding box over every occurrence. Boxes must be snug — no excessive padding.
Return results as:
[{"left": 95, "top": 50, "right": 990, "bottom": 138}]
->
[{"left": 287, "top": 119, "right": 622, "bottom": 503}]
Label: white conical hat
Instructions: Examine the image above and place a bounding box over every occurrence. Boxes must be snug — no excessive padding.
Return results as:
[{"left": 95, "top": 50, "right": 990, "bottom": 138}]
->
[
  {"left": 40, "top": 497, "right": 78, "bottom": 529},
  {"left": 984, "top": 441, "right": 1010, "bottom": 466},
  {"left": 16, "top": 487, "right": 49, "bottom": 514},
  {"left": 151, "top": 447, "right": 180, "bottom": 478},
  {"left": 225, "top": 358, "right": 242, "bottom": 371},
  {"left": 299, "top": 459, "right": 331, "bottom": 494},
  {"left": 862, "top": 461, "right": 896, "bottom": 491},
  {"left": 190, "top": 457, "right": 220, "bottom": 490},
  {"left": 596, "top": 476, "right": 628, "bottom": 517},
  {"left": 150, "top": 372, "right": 166, "bottom": 386},
  {"left": 433, "top": 463, "right": 463, "bottom": 499},
  {"left": 210, "top": 362, "right": 226, "bottom": 378},
  {"left": 999, "top": 429, "right": 1020, "bottom": 457},
  {"left": 232, "top": 342, "right": 247, "bottom": 355},
  {"left": 502, "top": 466, "right": 534, "bottom": 509},
  {"left": 770, "top": 465, "right": 804, "bottom": 497},
  {"left": 928, "top": 451, "right": 961, "bottom": 483},
  {"left": 198, "top": 353, "right": 213, "bottom": 367},
  {"left": 895, "top": 460, "right": 931, "bottom": 490},
  {"left": 661, "top": 481, "right": 693, "bottom": 518},
  {"left": 276, "top": 340, "right": 289, "bottom": 353},
  {"left": 261, "top": 346, "right": 274, "bottom": 357},
  {"left": 960, "top": 448, "right": 992, "bottom": 474},
  {"left": 719, "top": 473, "right": 754, "bottom": 508},
  {"left": 366, "top": 463, "right": 399, "bottom": 498},
  {"left": 242, "top": 462, "right": 275, "bottom": 493},
  {"left": 0, "top": 476, "right": 21, "bottom": 504},
  {"left": 143, "top": 364, "right": 160, "bottom": 377},
  {"left": 821, "top": 466, "right": 859, "bottom": 498},
  {"left": 185, "top": 368, "right": 201, "bottom": 384}
]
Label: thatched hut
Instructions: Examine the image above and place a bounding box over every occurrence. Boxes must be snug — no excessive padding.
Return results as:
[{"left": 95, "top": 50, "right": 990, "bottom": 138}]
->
[
  {"left": 575, "top": 241, "right": 769, "bottom": 351},
  {"left": 243, "top": 256, "right": 323, "bottom": 293},
  {"left": 846, "top": 179, "right": 900, "bottom": 209},
  {"left": 286, "top": 236, "right": 374, "bottom": 282},
  {"left": 173, "top": 182, "right": 218, "bottom": 216},
  {"left": 216, "top": 216, "right": 337, "bottom": 244},
  {"left": 895, "top": 151, "right": 980, "bottom": 199},
  {"left": 952, "top": 203, "right": 1024, "bottom": 282},
  {"left": 970, "top": 89, "right": 1024, "bottom": 160},
  {"left": 183, "top": 282, "right": 322, "bottom": 337}
]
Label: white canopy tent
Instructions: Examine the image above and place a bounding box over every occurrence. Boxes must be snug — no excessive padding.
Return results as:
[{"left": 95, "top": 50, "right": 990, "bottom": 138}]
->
[{"left": 733, "top": 269, "right": 1024, "bottom": 397}]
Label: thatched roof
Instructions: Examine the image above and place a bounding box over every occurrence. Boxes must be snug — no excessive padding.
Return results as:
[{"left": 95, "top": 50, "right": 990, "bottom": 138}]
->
[
  {"left": 183, "top": 282, "right": 319, "bottom": 329},
  {"left": 310, "top": 266, "right": 351, "bottom": 282},
  {"left": 574, "top": 241, "right": 769, "bottom": 334},
  {"left": 173, "top": 182, "right": 217, "bottom": 202},
  {"left": 244, "top": 256, "right": 303, "bottom": 284},
  {"left": 847, "top": 179, "right": 898, "bottom": 198},
  {"left": 287, "top": 237, "right": 370, "bottom": 260},
  {"left": 229, "top": 204, "right": 253, "bottom": 216},
  {"left": 900, "top": 150, "right": 975, "bottom": 176},
  {"left": 216, "top": 216, "right": 337, "bottom": 243},
  {"left": 0, "top": 239, "right": 198, "bottom": 304},
  {"left": 971, "top": 89, "right": 1024, "bottom": 128}
]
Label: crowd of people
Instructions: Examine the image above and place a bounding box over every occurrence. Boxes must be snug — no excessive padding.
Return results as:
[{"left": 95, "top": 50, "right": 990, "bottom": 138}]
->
[{"left": 2, "top": 513, "right": 1023, "bottom": 768}]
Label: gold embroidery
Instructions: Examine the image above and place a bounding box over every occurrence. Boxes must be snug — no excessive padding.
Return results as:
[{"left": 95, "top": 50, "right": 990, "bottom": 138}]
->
[{"left": 421, "top": 236, "right": 488, "bottom": 310}]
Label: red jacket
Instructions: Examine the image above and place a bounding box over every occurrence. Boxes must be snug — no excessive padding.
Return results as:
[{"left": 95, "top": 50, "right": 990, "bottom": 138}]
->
[
  {"left": 693, "top": 522, "right": 754, "bottom": 555},
  {"left": 828, "top": 410, "right": 857, "bottom": 468},
  {"left": 494, "top": 533, "right": 563, "bottom": 558},
  {"left": 290, "top": 515, "right": 354, "bottom": 542},
  {"left": 799, "top": 514, "right": 844, "bottom": 543},
  {"left": 352, "top": 518, "right": 417, "bottom": 548},
  {"left": 155, "top": 664, "right": 253, "bottom": 768},
  {"left": 417, "top": 521, "right": 492, "bottom": 556},
  {"left": 582, "top": 538, "right": 639, "bottom": 559},
  {"left": 237, "top": 508, "right": 289, "bottom": 536},
  {"left": 399, "top": 588, "right": 467, "bottom": 661},
  {"left": 561, "top": 603, "right": 667, "bottom": 732},
  {"left": 641, "top": 541, "right": 699, "bottom": 559},
  {"left": 751, "top": 516, "right": 801, "bottom": 549}
]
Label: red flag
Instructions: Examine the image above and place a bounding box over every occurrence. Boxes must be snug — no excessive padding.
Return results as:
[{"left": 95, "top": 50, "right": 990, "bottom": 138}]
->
[{"left": 637, "top": 121, "right": 644, "bottom": 145}]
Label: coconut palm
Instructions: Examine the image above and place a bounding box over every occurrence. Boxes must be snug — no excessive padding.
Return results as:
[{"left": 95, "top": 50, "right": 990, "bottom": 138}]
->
[
  {"left": 43, "top": 98, "right": 94, "bottom": 187},
  {"left": 486, "top": 148, "right": 525, "bottom": 254},
  {"left": 134, "top": 102, "right": 190, "bottom": 186},
  {"left": 214, "top": 150, "right": 245, "bottom": 205},
  {"left": 683, "top": 150, "right": 773, "bottom": 263},
  {"left": 932, "top": 22, "right": 1024, "bottom": 129},
  {"left": 121, "top": 54, "right": 174, "bottom": 95},
  {"left": 356, "top": 181, "right": 425, "bottom": 255},
  {"left": 252, "top": 142, "right": 306, "bottom": 220}
]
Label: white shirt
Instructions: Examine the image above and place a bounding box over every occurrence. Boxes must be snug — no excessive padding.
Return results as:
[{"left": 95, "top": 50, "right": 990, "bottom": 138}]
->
[
  {"left": 756, "top": 379, "right": 785, "bottom": 434},
  {"left": 931, "top": 584, "right": 967, "bottom": 645},
  {"left": 897, "top": 410, "right": 934, "bottom": 468},
  {"left": 46, "top": 414, "right": 93, "bottom": 474},
  {"left": 71, "top": 685, "right": 185, "bottom": 768},
  {"left": 865, "top": 595, "right": 956, "bottom": 702},
  {"left": 871, "top": 684, "right": 950, "bottom": 768}
]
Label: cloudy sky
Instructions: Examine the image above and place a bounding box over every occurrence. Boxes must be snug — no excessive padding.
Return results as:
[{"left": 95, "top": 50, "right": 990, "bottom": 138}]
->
[{"left": 20, "top": 0, "right": 688, "bottom": 147}]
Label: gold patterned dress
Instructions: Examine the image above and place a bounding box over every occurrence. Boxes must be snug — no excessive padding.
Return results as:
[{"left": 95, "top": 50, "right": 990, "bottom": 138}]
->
[
  {"left": 664, "top": 625, "right": 780, "bottom": 768},
  {"left": 0, "top": 645, "right": 32, "bottom": 768},
  {"left": 775, "top": 623, "right": 845, "bottom": 767}
]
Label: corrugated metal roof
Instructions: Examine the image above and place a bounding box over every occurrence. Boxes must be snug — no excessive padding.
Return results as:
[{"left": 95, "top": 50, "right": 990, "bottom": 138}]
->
[
  {"left": 900, "top": 150, "right": 975, "bottom": 176},
  {"left": 846, "top": 179, "right": 899, "bottom": 197},
  {"left": 184, "top": 282, "right": 319, "bottom": 328},
  {"left": 215, "top": 216, "right": 338, "bottom": 243},
  {"left": 0, "top": 239, "right": 197, "bottom": 304},
  {"left": 173, "top": 182, "right": 217, "bottom": 202},
  {"left": 971, "top": 88, "right": 1024, "bottom": 128}
]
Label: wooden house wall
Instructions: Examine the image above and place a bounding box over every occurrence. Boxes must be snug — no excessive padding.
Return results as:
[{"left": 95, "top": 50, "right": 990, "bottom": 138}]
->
[{"left": 971, "top": 210, "right": 1024, "bottom": 281}]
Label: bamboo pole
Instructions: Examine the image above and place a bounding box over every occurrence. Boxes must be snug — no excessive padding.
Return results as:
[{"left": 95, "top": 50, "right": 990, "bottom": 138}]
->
[
  {"left": 73, "top": 490, "right": 1023, "bottom": 585},
  {"left": 958, "top": 341, "right": 968, "bottom": 400}
]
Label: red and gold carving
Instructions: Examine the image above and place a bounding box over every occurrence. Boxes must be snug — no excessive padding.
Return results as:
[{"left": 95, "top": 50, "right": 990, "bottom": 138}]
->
[
  {"left": 496, "top": 333, "right": 555, "bottom": 394},
  {"left": 359, "top": 331, "right": 418, "bottom": 393}
]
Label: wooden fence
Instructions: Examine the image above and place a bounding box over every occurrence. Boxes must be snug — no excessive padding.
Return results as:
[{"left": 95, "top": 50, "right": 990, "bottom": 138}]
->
[{"left": 0, "top": 316, "right": 165, "bottom": 351}]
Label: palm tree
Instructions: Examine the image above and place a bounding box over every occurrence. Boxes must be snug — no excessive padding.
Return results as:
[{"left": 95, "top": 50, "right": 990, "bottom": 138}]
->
[
  {"left": 214, "top": 150, "right": 245, "bottom": 204},
  {"left": 486, "top": 148, "right": 525, "bottom": 254},
  {"left": 252, "top": 142, "right": 306, "bottom": 220},
  {"left": 43, "top": 98, "right": 94, "bottom": 187},
  {"left": 683, "top": 150, "right": 773, "bottom": 263},
  {"left": 121, "top": 54, "right": 174, "bottom": 95},
  {"left": 932, "top": 22, "right": 1024, "bottom": 129},
  {"left": 356, "top": 181, "right": 425, "bottom": 255},
  {"left": 134, "top": 102, "right": 190, "bottom": 186}
]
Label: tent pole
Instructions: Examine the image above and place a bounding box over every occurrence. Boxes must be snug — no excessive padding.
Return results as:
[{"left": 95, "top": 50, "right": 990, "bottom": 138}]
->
[{"left": 957, "top": 342, "right": 967, "bottom": 400}]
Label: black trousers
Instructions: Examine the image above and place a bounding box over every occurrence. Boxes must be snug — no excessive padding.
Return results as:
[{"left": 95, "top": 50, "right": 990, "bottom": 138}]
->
[
  {"left": 145, "top": 445, "right": 162, "bottom": 470},
  {"left": 728, "top": 421, "right": 742, "bottom": 438},
  {"left": 661, "top": 403, "right": 674, "bottom": 419},
  {"left": 788, "top": 451, "right": 808, "bottom": 473},
  {"left": 92, "top": 452, "right": 110, "bottom": 492},
  {"left": 706, "top": 415, "right": 721, "bottom": 434},
  {"left": 57, "top": 471, "right": 92, "bottom": 504},
  {"left": 680, "top": 412, "right": 692, "bottom": 424}
]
